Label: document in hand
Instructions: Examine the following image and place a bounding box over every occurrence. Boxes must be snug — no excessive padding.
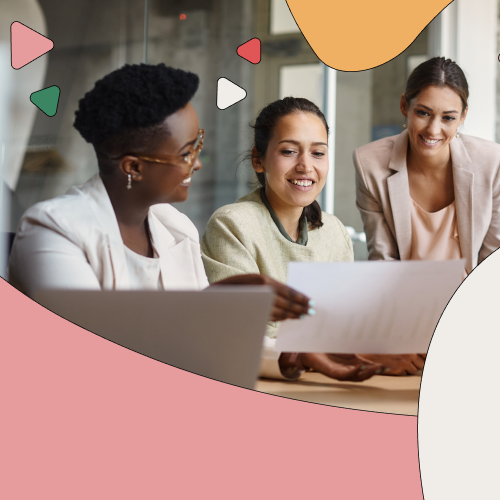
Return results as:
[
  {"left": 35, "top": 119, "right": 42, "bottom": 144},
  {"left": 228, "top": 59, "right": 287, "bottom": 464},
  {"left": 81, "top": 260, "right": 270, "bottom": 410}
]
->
[{"left": 276, "top": 260, "right": 465, "bottom": 354}]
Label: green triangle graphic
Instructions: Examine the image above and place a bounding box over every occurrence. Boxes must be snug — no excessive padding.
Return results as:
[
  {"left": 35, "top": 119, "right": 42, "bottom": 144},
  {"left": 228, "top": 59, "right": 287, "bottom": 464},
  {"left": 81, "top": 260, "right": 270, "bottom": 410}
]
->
[{"left": 30, "top": 86, "right": 60, "bottom": 117}]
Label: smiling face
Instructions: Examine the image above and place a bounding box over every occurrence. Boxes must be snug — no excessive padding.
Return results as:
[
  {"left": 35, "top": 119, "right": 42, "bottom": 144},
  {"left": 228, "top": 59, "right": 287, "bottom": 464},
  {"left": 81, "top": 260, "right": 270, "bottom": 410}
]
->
[
  {"left": 120, "top": 102, "right": 202, "bottom": 204},
  {"left": 401, "top": 85, "right": 467, "bottom": 162},
  {"left": 252, "top": 111, "right": 329, "bottom": 212}
]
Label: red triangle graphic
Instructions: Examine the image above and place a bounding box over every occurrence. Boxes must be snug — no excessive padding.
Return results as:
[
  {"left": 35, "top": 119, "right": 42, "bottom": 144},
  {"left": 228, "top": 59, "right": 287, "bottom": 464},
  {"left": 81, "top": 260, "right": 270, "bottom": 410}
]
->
[
  {"left": 11, "top": 22, "right": 54, "bottom": 70},
  {"left": 237, "top": 38, "right": 261, "bottom": 64}
]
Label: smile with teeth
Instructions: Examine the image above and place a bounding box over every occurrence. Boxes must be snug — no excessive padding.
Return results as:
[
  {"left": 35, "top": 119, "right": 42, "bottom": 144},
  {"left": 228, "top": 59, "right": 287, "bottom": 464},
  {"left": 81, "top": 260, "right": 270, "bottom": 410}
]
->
[
  {"left": 180, "top": 177, "right": 192, "bottom": 186},
  {"left": 289, "top": 179, "right": 314, "bottom": 187},
  {"left": 421, "top": 136, "right": 441, "bottom": 144}
]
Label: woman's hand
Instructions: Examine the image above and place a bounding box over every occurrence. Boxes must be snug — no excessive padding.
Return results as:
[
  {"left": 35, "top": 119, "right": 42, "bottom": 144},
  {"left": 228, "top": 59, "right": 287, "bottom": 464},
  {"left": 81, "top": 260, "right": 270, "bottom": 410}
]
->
[
  {"left": 212, "top": 274, "right": 311, "bottom": 321},
  {"left": 358, "top": 354, "right": 426, "bottom": 375},
  {"left": 280, "top": 352, "right": 383, "bottom": 382}
]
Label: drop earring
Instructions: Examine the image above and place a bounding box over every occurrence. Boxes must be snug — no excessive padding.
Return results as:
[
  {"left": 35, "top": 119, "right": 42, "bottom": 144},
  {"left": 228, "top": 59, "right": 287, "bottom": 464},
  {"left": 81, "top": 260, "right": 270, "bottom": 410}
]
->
[
  {"left": 127, "top": 174, "right": 132, "bottom": 190},
  {"left": 403, "top": 119, "right": 407, "bottom": 128}
]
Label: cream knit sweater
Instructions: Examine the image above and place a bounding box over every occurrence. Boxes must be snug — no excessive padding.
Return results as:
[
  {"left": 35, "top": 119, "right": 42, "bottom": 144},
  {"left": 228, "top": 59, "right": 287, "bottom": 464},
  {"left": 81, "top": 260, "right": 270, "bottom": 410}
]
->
[{"left": 201, "top": 189, "right": 354, "bottom": 340}]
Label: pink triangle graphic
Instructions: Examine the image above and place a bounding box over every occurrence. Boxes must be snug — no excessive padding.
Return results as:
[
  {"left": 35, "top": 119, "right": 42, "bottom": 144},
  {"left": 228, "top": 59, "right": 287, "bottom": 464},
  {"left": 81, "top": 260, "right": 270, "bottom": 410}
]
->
[
  {"left": 11, "top": 22, "right": 54, "bottom": 70},
  {"left": 237, "top": 38, "right": 261, "bottom": 64}
]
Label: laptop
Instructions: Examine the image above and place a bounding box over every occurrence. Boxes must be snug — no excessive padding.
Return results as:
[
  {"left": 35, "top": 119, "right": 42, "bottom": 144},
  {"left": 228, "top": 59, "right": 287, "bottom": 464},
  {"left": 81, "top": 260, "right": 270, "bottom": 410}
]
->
[{"left": 35, "top": 286, "right": 274, "bottom": 389}]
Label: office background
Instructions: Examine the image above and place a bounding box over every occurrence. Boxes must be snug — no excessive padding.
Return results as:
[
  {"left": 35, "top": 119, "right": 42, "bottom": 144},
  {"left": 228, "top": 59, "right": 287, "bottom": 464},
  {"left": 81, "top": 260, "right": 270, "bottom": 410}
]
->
[{"left": 1, "top": 0, "right": 498, "bottom": 266}]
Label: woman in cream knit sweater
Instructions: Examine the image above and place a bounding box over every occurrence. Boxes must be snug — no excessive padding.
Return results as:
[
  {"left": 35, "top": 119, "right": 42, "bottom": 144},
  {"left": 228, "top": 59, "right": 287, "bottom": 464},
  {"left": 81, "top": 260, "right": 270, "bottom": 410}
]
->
[{"left": 202, "top": 97, "right": 391, "bottom": 380}]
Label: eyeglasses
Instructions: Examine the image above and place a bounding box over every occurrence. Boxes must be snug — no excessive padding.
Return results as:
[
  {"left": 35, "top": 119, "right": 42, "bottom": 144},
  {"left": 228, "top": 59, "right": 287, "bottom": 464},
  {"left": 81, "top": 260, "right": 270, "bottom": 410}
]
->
[{"left": 112, "top": 129, "right": 204, "bottom": 174}]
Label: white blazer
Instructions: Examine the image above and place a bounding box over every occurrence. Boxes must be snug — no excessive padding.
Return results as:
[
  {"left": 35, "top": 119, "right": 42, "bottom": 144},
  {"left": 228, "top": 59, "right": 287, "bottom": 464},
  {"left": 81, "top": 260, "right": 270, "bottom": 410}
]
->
[
  {"left": 8, "top": 174, "right": 209, "bottom": 297},
  {"left": 8, "top": 174, "right": 291, "bottom": 381}
]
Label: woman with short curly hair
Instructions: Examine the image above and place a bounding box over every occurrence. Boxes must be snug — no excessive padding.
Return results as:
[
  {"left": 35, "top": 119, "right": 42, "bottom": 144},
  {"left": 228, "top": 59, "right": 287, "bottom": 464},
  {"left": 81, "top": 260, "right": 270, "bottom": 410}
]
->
[{"left": 9, "top": 63, "right": 310, "bottom": 314}]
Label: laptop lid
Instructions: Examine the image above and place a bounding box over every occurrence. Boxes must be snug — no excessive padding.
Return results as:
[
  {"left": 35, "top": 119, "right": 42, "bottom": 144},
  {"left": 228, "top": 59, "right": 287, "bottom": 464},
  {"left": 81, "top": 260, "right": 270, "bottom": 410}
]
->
[{"left": 35, "top": 286, "right": 274, "bottom": 389}]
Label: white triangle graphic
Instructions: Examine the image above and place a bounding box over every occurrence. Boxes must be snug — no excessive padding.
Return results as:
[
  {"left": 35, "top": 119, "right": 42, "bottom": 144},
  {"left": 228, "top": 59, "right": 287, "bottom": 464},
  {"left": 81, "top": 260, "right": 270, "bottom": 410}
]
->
[{"left": 217, "top": 78, "right": 247, "bottom": 110}]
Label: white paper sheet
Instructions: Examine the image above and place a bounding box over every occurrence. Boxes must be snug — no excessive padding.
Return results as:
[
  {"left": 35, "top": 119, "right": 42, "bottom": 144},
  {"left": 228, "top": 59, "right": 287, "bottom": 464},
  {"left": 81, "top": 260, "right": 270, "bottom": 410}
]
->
[{"left": 275, "top": 260, "right": 465, "bottom": 353}]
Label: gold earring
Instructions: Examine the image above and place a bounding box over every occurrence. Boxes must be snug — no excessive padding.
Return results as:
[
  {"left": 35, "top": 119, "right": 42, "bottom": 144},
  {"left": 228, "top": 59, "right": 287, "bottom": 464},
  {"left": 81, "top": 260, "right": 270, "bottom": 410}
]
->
[{"left": 127, "top": 174, "right": 132, "bottom": 190}]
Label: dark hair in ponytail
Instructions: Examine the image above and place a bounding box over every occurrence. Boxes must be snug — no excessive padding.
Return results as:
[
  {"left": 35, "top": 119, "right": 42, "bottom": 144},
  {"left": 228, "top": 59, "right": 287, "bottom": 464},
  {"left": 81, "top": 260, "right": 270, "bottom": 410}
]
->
[{"left": 251, "top": 97, "right": 328, "bottom": 230}]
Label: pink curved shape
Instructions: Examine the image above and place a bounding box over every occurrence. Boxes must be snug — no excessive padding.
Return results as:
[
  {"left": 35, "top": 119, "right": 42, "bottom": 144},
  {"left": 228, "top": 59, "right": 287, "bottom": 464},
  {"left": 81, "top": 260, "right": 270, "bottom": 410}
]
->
[
  {"left": 11, "top": 21, "right": 53, "bottom": 70},
  {"left": 0, "top": 278, "right": 422, "bottom": 499}
]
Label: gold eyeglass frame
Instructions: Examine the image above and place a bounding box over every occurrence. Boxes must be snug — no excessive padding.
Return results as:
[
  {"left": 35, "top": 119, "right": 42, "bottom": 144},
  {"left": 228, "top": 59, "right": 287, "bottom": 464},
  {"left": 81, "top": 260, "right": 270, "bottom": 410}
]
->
[{"left": 117, "top": 129, "right": 204, "bottom": 174}]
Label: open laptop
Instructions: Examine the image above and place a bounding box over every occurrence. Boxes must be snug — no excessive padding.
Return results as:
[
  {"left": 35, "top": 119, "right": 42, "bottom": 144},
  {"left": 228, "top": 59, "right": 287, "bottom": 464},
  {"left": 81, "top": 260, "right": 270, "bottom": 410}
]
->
[{"left": 35, "top": 286, "right": 274, "bottom": 389}]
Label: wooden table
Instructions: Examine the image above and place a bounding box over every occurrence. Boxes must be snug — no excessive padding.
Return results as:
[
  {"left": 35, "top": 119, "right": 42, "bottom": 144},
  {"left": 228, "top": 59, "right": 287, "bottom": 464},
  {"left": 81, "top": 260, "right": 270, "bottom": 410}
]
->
[{"left": 255, "top": 372, "right": 421, "bottom": 415}]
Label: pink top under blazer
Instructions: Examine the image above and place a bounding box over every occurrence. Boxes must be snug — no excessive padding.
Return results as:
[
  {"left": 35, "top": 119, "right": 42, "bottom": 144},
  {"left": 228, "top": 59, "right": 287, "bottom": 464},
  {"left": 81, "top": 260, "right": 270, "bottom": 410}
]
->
[{"left": 353, "top": 130, "right": 500, "bottom": 274}]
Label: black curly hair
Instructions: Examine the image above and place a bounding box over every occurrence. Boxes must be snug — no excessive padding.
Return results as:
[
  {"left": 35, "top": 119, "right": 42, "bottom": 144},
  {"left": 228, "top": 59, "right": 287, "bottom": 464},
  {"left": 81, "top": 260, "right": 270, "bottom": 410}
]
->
[{"left": 74, "top": 63, "right": 199, "bottom": 175}]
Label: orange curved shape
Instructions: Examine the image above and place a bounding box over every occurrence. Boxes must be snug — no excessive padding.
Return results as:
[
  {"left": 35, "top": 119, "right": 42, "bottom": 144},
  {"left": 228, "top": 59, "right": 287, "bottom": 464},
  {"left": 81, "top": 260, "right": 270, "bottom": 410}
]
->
[{"left": 286, "top": 0, "right": 453, "bottom": 71}]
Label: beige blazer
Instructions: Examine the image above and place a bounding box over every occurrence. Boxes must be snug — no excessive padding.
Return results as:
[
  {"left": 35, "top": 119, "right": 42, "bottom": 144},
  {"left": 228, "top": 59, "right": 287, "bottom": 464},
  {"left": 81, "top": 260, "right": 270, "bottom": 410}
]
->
[
  {"left": 354, "top": 131, "right": 500, "bottom": 273},
  {"left": 9, "top": 173, "right": 209, "bottom": 297}
]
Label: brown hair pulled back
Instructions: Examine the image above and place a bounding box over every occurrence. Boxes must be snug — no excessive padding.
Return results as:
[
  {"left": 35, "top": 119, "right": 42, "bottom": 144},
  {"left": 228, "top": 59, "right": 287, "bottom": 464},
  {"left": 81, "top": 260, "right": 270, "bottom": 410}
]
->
[
  {"left": 404, "top": 56, "right": 469, "bottom": 112},
  {"left": 251, "top": 97, "right": 328, "bottom": 230}
]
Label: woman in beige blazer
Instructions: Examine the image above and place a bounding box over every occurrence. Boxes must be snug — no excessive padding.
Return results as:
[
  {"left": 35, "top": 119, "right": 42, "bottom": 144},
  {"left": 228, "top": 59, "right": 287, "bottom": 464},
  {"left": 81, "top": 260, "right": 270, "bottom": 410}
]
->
[{"left": 354, "top": 57, "right": 500, "bottom": 274}]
